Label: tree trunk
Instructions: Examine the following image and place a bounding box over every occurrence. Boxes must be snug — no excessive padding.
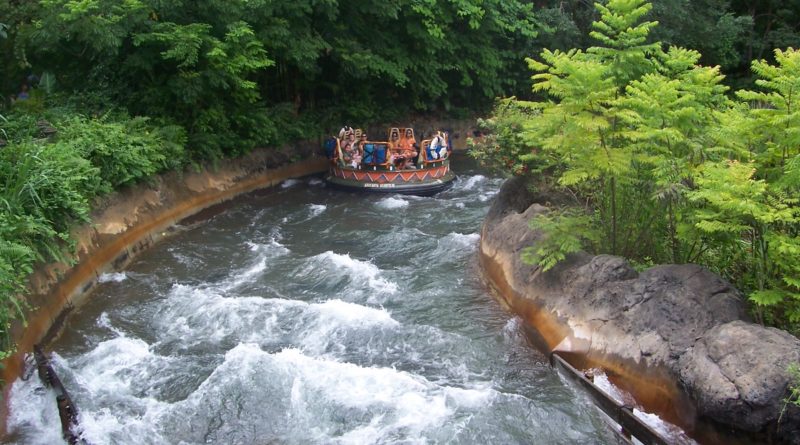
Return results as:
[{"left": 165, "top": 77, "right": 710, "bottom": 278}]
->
[
  {"left": 669, "top": 197, "right": 679, "bottom": 263},
  {"left": 611, "top": 175, "right": 617, "bottom": 255}
]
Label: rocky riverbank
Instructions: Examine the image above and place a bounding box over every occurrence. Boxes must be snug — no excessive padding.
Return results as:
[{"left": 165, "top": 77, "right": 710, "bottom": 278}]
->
[{"left": 479, "top": 176, "right": 800, "bottom": 444}]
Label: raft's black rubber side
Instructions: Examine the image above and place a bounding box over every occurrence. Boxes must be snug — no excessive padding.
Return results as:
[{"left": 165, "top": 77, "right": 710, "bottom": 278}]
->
[{"left": 324, "top": 172, "right": 456, "bottom": 196}]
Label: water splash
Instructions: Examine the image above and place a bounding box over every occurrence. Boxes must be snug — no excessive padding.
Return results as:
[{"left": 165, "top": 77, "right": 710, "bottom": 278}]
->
[
  {"left": 309, "top": 251, "right": 398, "bottom": 296},
  {"left": 98, "top": 272, "right": 127, "bottom": 283},
  {"left": 153, "top": 285, "right": 306, "bottom": 348},
  {"left": 281, "top": 179, "right": 302, "bottom": 188},
  {"left": 299, "top": 300, "right": 400, "bottom": 354},
  {"left": 442, "top": 232, "right": 480, "bottom": 247},
  {"left": 308, "top": 204, "right": 327, "bottom": 217},
  {"left": 5, "top": 371, "right": 64, "bottom": 445},
  {"left": 266, "top": 346, "right": 494, "bottom": 442},
  {"left": 460, "top": 175, "right": 487, "bottom": 191},
  {"left": 97, "top": 312, "right": 126, "bottom": 338},
  {"left": 592, "top": 373, "right": 697, "bottom": 445},
  {"left": 309, "top": 299, "right": 398, "bottom": 328},
  {"left": 376, "top": 197, "right": 409, "bottom": 209},
  {"left": 245, "top": 238, "right": 289, "bottom": 255}
]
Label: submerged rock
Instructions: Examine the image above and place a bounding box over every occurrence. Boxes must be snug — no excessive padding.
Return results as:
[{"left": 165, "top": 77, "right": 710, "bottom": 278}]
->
[{"left": 480, "top": 176, "right": 800, "bottom": 443}]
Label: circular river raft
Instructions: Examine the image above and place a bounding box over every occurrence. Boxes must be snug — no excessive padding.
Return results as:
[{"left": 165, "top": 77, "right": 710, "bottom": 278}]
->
[{"left": 323, "top": 126, "right": 456, "bottom": 196}]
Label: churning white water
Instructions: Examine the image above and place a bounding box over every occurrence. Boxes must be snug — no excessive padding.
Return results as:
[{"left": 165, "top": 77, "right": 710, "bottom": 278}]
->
[{"left": 6, "top": 158, "right": 630, "bottom": 444}]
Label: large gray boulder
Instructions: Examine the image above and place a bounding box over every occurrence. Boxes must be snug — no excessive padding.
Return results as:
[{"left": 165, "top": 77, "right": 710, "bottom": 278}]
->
[
  {"left": 481, "top": 176, "right": 800, "bottom": 443},
  {"left": 679, "top": 321, "right": 800, "bottom": 435}
]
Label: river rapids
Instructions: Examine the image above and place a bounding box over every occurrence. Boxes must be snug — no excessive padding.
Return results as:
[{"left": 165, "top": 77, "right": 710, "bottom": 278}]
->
[{"left": 5, "top": 159, "right": 685, "bottom": 444}]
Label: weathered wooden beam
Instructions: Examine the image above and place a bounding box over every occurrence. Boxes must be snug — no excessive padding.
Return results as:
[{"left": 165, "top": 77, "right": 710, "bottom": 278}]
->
[{"left": 32, "top": 344, "right": 83, "bottom": 445}]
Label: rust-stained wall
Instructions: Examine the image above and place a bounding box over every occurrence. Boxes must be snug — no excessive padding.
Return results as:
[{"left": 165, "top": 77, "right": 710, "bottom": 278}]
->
[
  {"left": 478, "top": 241, "right": 695, "bottom": 430},
  {"left": 478, "top": 176, "right": 800, "bottom": 444}
]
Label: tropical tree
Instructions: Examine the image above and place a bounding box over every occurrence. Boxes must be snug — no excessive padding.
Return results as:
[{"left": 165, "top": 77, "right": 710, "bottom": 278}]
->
[
  {"left": 731, "top": 0, "right": 800, "bottom": 69},
  {"left": 508, "top": 0, "right": 730, "bottom": 264},
  {"left": 736, "top": 48, "right": 800, "bottom": 177},
  {"left": 6, "top": 0, "right": 540, "bottom": 158},
  {"left": 649, "top": 0, "right": 751, "bottom": 71},
  {"left": 473, "top": 0, "right": 800, "bottom": 333},
  {"left": 687, "top": 160, "right": 799, "bottom": 324},
  {"left": 686, "top": 49, "right": 800, "bottom": 325},
  {"left": 523, "top": 0, "right": 656, "bottom": 256},
  {"left": 614, "top": 47, "right": 729, "bottom": 262}
]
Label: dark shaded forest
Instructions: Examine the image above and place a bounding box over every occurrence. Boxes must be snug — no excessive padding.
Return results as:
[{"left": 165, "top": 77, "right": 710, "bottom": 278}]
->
[{"left": 2, "top": 0, "right": 797, "bottom": 157}]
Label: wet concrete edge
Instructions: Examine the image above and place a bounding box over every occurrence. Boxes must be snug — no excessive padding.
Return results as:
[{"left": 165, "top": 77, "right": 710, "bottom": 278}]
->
[{"left": 0, "top": 155, "right": 329, "bottom": 433}]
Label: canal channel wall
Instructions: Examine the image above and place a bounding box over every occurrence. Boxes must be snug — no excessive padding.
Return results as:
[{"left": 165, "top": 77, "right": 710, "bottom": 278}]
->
[{"left": 479, "top": 176, "right": 800, "bottom": 444}]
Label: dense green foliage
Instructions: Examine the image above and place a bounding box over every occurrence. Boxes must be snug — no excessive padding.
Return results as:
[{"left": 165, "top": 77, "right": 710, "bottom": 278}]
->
[
  {"left": 525, "top": 0, "right": 800, "bottom": 86},
  {"left": 2, "top": 0, "right": 539, "bottom": 159},
  {"left": 731, "top": 0, "right": 800, "bottom": 75},
  {"left": 0, "top": 106, "right": 184, "bottom": 357},
  {"left": 789, "top": 364, "right": 800, "bottom": 409},
  {"left": 471, "top": 0, "right": 800, "bottom": 333}
]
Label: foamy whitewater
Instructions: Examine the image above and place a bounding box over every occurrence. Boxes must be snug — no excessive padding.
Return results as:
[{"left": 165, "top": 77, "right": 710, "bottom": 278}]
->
[
  {"left": 591, "top": 373, "right": 698, "bottom": 445},
  {"left": 4, "top": 158, "right": 682, "bottom": 444},
  {"left": 376, "top": 197, "right": 409, "bottom": 210},
  {"left": 97, "top": 272, "right": 127, "bottom": 283}
]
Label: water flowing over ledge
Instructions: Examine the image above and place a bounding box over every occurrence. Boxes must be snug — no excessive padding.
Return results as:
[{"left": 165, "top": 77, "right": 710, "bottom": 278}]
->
[
  {"left": 1, "top": 143, "right": 328, "bottom": 429},
  {"left": 478, "top": 176, "right": 800, "bottom": 444}
]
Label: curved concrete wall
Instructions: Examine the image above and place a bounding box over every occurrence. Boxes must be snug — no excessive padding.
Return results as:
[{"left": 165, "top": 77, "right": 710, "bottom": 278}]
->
[{"left": 1, "top": 146, "right": 327, "bottom": 430}]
